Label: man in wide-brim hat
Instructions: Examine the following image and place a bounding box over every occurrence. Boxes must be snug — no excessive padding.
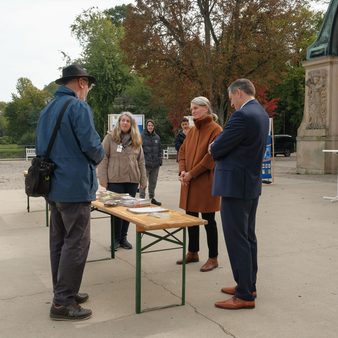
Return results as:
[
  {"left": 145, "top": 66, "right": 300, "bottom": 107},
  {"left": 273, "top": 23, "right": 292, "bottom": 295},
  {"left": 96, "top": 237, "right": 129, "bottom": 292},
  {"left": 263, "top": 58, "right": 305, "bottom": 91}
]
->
[
  {"left": 35, "top": 63, "right": 104, "bottom": 321},
  {"left": 55, "top": 64, "right": 96, "bottom": 86},
  {"left": 52, "top": 64, "right": 96, "bottom": 102}
]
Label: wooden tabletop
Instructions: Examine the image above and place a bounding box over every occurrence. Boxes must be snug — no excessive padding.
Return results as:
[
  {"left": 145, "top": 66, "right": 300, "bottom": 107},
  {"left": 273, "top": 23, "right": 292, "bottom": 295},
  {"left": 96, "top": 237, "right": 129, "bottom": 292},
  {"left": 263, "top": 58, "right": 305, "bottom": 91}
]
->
[{"left": 91, "top": 200, "right": 207, "bottom": 232}]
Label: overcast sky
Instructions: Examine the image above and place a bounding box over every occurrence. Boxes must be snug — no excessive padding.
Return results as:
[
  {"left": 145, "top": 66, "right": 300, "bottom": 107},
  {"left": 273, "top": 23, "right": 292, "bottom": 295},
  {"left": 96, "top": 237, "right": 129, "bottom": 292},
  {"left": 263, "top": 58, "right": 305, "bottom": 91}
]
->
[
  {"left": 0, "top": 0, "right": 329, "bottom": 102},
  {"left": 0, "top": 0, "right": 132, "bottom": 102}
]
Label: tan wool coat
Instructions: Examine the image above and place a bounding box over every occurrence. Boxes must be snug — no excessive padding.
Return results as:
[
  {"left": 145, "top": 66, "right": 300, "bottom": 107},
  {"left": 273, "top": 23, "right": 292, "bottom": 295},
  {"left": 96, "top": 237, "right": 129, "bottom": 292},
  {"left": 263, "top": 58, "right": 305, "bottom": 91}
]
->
[
  {"left": 178, "top": 115, "right": 222, "bottom": 212},
  {"left": 97, "top": 133, "right": 147, "bottom": 188}
]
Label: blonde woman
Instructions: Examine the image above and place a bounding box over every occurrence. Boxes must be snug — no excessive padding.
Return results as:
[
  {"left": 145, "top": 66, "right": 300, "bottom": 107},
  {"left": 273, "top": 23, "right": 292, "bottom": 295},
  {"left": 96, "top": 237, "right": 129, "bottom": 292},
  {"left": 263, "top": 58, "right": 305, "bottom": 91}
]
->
[
  {"left": 98, "top": 112, "right": 147, "bottom": 250},
  {"left": 177, "top": 96, "right": 222, "bottom": 272}
]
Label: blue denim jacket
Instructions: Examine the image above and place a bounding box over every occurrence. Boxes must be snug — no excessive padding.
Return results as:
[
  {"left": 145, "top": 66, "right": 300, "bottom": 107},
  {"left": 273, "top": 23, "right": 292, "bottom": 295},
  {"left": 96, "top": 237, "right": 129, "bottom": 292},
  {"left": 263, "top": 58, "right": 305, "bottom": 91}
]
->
[{"left": 35, "top": 86, "right": 104, "bottom": 202}]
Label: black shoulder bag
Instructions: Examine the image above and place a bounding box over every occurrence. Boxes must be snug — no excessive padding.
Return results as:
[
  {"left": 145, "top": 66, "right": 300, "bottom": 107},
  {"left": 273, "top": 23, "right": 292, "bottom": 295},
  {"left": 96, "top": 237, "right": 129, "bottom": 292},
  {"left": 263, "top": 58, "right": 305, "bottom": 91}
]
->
[{"left": 25, "top": 99, "right": 71, "bottom": 197}]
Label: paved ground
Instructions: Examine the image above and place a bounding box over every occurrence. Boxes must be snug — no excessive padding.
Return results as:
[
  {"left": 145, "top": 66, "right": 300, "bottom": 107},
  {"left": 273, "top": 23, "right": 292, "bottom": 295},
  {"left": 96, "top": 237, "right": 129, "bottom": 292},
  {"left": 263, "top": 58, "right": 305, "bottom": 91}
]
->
[{"left": 0, "top": 155, "right": 338, "bottom": 337}]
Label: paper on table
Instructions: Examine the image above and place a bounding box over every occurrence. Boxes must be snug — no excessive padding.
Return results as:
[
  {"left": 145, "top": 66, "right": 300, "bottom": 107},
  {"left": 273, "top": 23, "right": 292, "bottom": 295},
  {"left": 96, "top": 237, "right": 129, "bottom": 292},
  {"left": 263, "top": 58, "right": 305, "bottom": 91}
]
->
[
  {"left": 150, "top": 212, "right": 171, "bottom": 219},
  {"left": 127, "top": 207, "right": 169, "bottom": 214}
]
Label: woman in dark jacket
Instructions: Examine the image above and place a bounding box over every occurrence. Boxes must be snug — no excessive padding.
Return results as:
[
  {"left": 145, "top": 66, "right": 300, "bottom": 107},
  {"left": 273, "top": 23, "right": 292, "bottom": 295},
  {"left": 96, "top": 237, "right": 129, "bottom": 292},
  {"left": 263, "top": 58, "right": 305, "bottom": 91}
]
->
[{"left": 139, "top": 119, "right": 162, "bottom": 205}]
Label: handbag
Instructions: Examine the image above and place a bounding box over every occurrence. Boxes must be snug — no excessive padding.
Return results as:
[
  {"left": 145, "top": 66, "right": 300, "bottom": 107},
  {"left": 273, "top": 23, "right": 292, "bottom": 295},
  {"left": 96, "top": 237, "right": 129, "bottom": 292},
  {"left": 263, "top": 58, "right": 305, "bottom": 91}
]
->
[{"left": 25, "top": 99, "right": 71, "bottom": 197}]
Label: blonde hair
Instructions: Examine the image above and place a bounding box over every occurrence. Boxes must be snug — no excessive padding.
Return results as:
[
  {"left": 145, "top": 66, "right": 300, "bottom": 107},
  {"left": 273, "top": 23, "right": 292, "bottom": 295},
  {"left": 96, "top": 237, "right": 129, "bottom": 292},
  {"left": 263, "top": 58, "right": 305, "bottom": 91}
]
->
[
  {"left": 111, "top": 111, "right": 142, "bottom": 147},
  {"left": 191, "top": 96, "right": 218, "bottom": 121}
]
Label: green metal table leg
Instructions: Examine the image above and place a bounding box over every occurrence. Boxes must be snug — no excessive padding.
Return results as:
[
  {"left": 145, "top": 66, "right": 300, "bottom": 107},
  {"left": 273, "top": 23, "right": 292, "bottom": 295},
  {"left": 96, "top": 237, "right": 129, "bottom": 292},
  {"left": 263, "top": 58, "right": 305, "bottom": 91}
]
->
[
  {"left": 136, "top": 231, "right": 142, "bottom": 314},
  {"left": 182, "top": 227, "right": 186, "bottom": 305},
  {"left": 111, "top": 216, "right": 115, "bottom": 259}
]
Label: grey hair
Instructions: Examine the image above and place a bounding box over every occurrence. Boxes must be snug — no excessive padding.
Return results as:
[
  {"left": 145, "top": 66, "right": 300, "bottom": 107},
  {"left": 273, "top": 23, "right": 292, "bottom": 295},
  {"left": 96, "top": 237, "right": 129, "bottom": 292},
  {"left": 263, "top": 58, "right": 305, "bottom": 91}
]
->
[
  {"left": 228, "top": 78, "right": 256, "bottom": 96},
  {"left": 191, "top": 96, "right": 213, "bottom": 113},
  {"left": 191, "top": 96, "right": 218, "bottom": 121}
]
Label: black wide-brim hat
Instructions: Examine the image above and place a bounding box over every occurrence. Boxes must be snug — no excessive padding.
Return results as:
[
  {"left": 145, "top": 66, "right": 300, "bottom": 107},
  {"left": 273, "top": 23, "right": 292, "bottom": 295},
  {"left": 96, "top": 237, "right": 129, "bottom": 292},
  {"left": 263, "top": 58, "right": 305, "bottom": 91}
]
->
[{"left": 55, "top": 64, "right": 96, "bottom": 85}]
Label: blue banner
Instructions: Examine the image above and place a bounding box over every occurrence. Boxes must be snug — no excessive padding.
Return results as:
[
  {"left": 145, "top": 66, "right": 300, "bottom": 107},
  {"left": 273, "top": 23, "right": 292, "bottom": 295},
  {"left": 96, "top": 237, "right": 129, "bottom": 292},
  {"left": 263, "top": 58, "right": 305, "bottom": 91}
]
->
[{"left": 262, "top": 134, "right": 272, "bottom": 180}]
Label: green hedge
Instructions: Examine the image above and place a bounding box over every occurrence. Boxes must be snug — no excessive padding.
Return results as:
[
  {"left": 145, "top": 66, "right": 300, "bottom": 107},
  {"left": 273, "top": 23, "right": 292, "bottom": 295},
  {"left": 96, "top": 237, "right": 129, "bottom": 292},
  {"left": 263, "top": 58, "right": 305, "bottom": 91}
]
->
[{"left": 0, "top": 144, "right": 26, "bottom": 159}]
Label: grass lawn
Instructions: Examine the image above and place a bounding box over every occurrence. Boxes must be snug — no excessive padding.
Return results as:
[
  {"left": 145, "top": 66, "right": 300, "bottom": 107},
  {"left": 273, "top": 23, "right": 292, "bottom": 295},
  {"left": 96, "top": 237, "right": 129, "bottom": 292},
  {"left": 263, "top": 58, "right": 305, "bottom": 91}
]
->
[{"left": 0, "top": 144, "right": 26, "bottom": 159}]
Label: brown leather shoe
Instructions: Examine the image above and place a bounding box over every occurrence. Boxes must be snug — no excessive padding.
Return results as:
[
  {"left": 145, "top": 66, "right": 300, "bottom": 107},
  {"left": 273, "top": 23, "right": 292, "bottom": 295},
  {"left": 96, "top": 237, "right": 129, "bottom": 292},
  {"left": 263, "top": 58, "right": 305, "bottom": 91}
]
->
[
  {"left": 221, "top": 286, "right": 257, "bottom": 298},
  {"left": 200, "top": 257, "right": 218, "bottom": 272},
  {"left": 176, "top": 252, "right": 199, "bottom": 265},
  {"left": 215, "top": 296, "right": 255, "bottom": 310}
]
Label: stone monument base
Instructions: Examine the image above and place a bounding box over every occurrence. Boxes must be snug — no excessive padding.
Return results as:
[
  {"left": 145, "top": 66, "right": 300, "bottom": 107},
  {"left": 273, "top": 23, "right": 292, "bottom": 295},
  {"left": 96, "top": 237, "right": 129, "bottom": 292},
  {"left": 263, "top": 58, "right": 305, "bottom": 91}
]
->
[
  {"left": 297, "top": 129, "right": 326, "bottom": 174},
  {"left": 297, "top": 134, "right": 338, "bottom": 175},
  {"left": 297, "top": 56, "right": 338, "bottom": 174}
]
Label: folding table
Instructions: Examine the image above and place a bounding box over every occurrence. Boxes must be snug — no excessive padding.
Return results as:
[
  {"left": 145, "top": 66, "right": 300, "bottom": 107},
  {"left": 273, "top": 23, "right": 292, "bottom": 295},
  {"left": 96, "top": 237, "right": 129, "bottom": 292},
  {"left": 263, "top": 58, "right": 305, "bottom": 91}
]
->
[{"left": 91, "top": 200, "right": 207, "bottom": 313}]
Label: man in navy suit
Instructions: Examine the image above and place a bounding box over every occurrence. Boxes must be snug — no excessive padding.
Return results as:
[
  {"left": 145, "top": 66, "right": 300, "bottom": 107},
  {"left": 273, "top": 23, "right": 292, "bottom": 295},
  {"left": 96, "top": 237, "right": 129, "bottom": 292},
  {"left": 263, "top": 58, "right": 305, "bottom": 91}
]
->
[{"left": 209, "top": 78, "right": 269, "bottom": 310}]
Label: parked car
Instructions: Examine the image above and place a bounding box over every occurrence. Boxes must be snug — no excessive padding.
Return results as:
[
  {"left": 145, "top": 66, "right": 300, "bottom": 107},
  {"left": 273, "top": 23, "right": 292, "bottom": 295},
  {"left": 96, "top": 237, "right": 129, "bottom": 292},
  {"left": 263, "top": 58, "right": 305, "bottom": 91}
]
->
[{"left": 273, "top": 134, "right": 295, "bottom": 157}]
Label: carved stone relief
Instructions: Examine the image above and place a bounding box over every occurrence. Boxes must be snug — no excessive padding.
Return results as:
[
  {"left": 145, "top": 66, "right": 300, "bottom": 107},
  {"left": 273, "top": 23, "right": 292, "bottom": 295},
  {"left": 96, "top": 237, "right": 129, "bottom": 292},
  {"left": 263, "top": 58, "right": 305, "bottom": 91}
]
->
[{"left": 305, "top": 69, "right": 327, "bottom": 129}]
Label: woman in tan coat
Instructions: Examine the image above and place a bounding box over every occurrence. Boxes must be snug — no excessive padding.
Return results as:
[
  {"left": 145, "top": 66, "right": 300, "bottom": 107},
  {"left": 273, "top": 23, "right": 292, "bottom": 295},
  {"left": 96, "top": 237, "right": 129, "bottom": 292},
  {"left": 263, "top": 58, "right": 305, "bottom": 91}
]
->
[
  {"left": 98, "top": 112, "right": 147, "bottom": 250},
  {"left": 176, "top": 96, "right": 222, "bottom": 272}
]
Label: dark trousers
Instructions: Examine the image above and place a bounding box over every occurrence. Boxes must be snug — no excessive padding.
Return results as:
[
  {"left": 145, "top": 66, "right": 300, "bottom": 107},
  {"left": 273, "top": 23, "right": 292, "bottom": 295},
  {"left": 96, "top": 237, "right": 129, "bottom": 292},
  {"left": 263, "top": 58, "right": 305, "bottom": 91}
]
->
[
  {"left": 139, "top": 166, "right": 160, "bottom": 199},
  {"left": 49, "top": 201, "right": 91, "bottom": 306},
  {"left": 220, "top": 197, "right": 259, "bottom": 301},
  {"left": 186, "top": 211, "right": 218, "bottom": 258},
  {"left": 107, "top": 182, "right": 138, "bottom": 242}
]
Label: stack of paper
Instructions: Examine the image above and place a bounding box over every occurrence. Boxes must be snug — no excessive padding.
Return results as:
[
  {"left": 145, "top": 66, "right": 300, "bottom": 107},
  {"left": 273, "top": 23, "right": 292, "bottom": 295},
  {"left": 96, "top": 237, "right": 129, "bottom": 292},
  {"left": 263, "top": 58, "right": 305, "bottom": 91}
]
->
[{"left": 127, "top": 207, "right": 168, "bottom": 214}]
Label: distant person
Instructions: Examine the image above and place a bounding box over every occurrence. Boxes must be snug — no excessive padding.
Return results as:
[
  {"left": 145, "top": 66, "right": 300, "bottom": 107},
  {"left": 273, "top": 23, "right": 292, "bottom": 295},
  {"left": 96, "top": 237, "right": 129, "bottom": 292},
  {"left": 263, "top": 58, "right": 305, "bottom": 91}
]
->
[
  {"left": 174, "top": 117, "right": 191, "bottom": 155},
  {"left": 210, "top": 78, "right": 269, "bottom": 310},
  {"left": 139, "top": 119, "right": 162, "bottom": 206},
  {"left": 36, "top": 64, "right": 105, "bottom": 320},
  {"left": 98, "top": 112, "right": 147, "bottom": 250},
  {"left": 176, "top": 96, "right": 222, "bottom": 272}
]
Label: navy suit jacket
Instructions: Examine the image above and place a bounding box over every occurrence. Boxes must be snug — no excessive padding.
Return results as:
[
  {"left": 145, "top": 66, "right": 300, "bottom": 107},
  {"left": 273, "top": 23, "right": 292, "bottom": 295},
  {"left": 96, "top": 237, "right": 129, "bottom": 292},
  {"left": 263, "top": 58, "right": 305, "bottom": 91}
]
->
[{"left": 210, "top": 99, "right": 269, "bottom": 199}]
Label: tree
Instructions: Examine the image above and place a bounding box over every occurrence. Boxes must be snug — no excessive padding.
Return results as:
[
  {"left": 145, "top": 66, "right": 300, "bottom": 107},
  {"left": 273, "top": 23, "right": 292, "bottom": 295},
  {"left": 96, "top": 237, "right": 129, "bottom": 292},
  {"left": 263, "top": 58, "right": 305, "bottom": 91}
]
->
[
  {"left": 71, "top": 8, "right": 132, "bottom": 135},
  {"left": 113, "top": 74, "right": 175, "bottom": 145},
  {"left": 4, "top": 78, "right": 50, "bottom": 144},
  {"left": 0, "top": 102, "right": 6, "bottom": 115},
  {"left": 122, "top": 0, "right": 318, "bottom": 125},
  {"left": 270, "top": 8, "right": 324, "bottom": 136},
  {"left": 256, "top": 86, "right": 279, "bottom": 118},
  {"left": 105, "top": 4, "right": 131, "bottom": 26},
  {"left": 271, "top": 65, "right": 305, "bottom": 136},
  {"left": 43, "top": 82, "right": 59, "bottom": 98},
  {"left": 0, "top": 101, "right": 8, "bottom": 138}
]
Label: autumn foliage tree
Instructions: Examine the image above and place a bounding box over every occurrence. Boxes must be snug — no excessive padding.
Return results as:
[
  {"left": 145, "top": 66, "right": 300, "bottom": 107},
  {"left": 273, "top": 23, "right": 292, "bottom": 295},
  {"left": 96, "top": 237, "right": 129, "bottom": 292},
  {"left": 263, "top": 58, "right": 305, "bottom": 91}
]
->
[
  {"left": 122, "top": 0, "right": 318, "bottom": 126},
  {"left": 256, "top": 87, "right": 279, "bottom": 118}
]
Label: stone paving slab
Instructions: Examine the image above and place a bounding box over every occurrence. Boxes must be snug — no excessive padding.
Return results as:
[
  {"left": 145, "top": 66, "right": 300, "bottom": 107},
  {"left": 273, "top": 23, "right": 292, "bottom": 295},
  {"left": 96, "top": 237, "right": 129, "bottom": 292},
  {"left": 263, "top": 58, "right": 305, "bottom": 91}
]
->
[{"left": 0, "top": 156, "right": 338, "bottom": 337}]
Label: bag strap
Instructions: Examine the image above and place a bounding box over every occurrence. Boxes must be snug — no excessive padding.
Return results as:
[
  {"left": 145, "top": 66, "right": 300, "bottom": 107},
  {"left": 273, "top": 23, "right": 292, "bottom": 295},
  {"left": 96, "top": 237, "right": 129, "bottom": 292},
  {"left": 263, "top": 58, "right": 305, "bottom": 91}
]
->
[{"left": 45, "top": 98, "right": 72, "bottom": 158}]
